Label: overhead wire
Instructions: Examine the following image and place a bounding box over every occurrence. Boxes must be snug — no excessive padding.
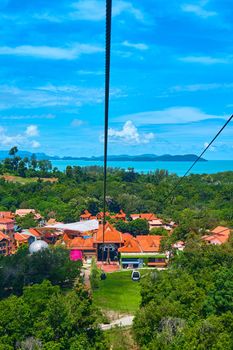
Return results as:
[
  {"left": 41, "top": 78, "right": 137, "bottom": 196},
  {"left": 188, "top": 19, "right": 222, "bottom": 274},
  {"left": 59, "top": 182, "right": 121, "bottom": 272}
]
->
[
  {"left": 165, "top": 114, "right": 233, "bottom": 203},
  {"left": 102, "top": 0, "right": 112, "bottom": 262}
]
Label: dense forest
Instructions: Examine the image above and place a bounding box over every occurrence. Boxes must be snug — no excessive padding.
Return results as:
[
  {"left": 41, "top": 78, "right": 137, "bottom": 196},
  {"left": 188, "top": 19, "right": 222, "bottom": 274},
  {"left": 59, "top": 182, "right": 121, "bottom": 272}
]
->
[
  {"left": 133, "top": 239, "right": 233, "bottom": 349},
  {"left": 0, "top": 147, "right": 233, "bottom": 238}
]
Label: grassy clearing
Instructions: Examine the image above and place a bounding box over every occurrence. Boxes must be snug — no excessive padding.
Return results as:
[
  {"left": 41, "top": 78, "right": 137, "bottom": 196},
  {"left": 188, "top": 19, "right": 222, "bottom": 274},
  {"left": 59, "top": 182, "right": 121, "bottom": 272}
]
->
[
  {"left": 93, "top": 270, "right": 151, "bottom": 314},
  {"left": 105, "top": 327, "right": 139, "bottom": 350},
  {"left": 1, "top": 174, "right": 58, "bottom": 184}
]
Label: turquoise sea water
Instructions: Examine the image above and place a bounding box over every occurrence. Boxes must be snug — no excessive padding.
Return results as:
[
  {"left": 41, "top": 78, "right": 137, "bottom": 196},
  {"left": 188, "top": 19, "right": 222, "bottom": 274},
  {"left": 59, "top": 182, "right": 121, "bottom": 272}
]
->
[{"left": 51, "top": 160, "right": 233, "bottom": 176}]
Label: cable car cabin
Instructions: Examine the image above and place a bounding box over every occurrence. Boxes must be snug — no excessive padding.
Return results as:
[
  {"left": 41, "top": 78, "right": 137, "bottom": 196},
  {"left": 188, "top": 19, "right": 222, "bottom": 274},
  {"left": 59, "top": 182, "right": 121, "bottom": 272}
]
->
[{"left": 131, "top": 270, "right": 140, "bottom": 281}]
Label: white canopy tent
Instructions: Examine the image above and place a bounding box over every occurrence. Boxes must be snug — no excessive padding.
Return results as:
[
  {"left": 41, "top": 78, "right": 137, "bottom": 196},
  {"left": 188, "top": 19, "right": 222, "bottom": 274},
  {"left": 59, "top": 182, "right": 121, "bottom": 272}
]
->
[{"left": 45, "top": 219, "right": 99, "bottom": 232}]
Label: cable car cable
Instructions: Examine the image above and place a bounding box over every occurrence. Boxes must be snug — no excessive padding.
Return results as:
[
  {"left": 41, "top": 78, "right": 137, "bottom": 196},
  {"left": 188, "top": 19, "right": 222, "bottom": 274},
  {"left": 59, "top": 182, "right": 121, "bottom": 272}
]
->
[
  {"left": 165, "top": 114, "right": 233, "bottom": 203},
  {"left": 102, "top": 0, "right": 112, "bottom": 262}
]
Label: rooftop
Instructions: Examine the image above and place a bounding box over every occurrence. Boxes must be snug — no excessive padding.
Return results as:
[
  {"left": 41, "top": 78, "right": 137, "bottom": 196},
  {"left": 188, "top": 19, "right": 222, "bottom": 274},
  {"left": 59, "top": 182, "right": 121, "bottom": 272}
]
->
[{"left": 94, "top": 222, "right": 123, "bottom": 243}]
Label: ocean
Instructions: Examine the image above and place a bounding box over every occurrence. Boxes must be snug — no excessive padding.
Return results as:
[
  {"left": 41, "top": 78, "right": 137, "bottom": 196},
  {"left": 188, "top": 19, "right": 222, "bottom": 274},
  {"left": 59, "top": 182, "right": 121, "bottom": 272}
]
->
[{"left": 51, "top": 160, "right": 233, "bottom": 177}]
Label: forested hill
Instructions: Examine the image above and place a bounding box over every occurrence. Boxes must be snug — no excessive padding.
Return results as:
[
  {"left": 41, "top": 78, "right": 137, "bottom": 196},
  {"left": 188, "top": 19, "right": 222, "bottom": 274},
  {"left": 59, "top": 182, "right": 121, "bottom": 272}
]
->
[
  {"left": 0, "top": 162, "right": 232, "bottom": 239},
  {"left": 0, "top": 150, "right": 206, "bottom": 162},
  {"left": 62, "top": 154, "right": 207, "bottom": 162}
]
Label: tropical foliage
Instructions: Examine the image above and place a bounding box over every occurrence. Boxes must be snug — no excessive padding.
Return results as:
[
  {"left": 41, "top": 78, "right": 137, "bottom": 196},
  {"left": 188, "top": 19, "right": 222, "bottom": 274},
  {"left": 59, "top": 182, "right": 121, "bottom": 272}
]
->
[
  {"left": 0, "top": 246, "right": 81, "bottom": 298},
  {"left": 133, "top": 240, "right": 233, "bottom": 349},
  {"left": 0, "top": 280, "right": 106, "bottom": 350}
]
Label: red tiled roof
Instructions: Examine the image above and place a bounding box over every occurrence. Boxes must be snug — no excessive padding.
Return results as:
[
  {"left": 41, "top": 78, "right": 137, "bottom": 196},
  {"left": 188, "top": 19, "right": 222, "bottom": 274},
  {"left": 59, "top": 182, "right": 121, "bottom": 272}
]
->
[
  {"left": 0, "top": 211, "right": 14, "bottom": 219},
  {"left": 97, "top": 212, "right": 110, "bottom": 219},
  {"left": 0, "top": 231, "right": 10, "bottom": 241},
  {"left": 211, "top": 226, "right": 230, "bottom": 236},
  {"left": 0, "top": 218, "right": 14, "bottom": 224},
  {"left": 93, "top": 222, "right": 123, "bottom": 243},
  {"left": 118, "top": 237, "right": 141, "bottom": 253},
  {"left": 131, "top": 213, "right": 157, "bottom": 221},
  {"left": 119, "top": 235, "right": 162, "bottom": 253},
  {"left": 28, "top": 228, "right": 42, "bottom": 238},
  {"left": 16, "top": 209, "right": 35, "bottom": 215},
  {"left": 80, "top": 210, "right": 92, "bottom": 219},
  {"left": 114, "top": 210, "right": 126, "bottom": 219},
  {"left": 136, "top": 235, "right": 161, "bottom": 252},
  {"left": 14, "top": 233, "right": 29, "bottom": 242},
  {"left": 15, "top": 209, "right": 42, "bottom": 219},
  {"left": 69, "top": 237, "right": 95, "bottom": 250},
  {"left": 122, "top": 233, "right": 133, "bottom": 241},
  {"left": 202, "top": 226, "right": 231, "bottom": 245}
]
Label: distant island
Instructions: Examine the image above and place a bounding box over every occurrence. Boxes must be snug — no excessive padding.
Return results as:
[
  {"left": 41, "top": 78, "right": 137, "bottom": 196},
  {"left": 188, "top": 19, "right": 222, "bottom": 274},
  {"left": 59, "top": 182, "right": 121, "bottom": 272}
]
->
[{"left": 0, "top": 151, "right": 207, "bottom": 162}]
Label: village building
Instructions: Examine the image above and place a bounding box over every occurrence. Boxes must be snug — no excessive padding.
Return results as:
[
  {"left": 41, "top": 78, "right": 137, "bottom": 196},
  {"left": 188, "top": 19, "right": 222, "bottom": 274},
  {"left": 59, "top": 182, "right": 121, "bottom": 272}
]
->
[
  {"left": 0, "top": 217, "right": 15, "bottom": 234},
  {"left": 172, "top": 241, "right": 185, "bottom": 251},
  {"left": 14, "top": 232, "right": 31, "bottom": 248},
  {"left": 96, "top": 212, "right": 110, "bottom": 224},
  {"left": 0, "top": 231, "right": 10, "bottom": 256},
  {"left": 0, "top": 211, "right": 15, "bottom": 219},
  {"left": 130, "top": 213, "right": 164, "bottom": 230},
  {"left": 67, "top": 237, "right": 96, "bottom": 263},
  {"left": 93, "top": 222, "right": 124, "bottom": 261},
  {"left": 80, "top": 210, "right": 97, "bottom": 221},
  {"left": 80, "top": 209, "right": 127, "bottom": 223},
  {"left": 112, "top": 210, "right": 127, "bottom": 221},
  {"left": 118, "top": 235, "right": 167, "bottom": 268},
  {"left": 15, "top": 209, "right": 42, "bottom": 221},
  {"left": 202, "top": 226, "right": 231, "bottom": 245}
]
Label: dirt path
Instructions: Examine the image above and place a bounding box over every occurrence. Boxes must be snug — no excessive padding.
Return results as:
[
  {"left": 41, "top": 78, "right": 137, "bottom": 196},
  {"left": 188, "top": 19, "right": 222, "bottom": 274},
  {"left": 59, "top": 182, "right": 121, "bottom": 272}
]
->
[{"left": 100, "top": 315, "right": 134, "bottom": 330}]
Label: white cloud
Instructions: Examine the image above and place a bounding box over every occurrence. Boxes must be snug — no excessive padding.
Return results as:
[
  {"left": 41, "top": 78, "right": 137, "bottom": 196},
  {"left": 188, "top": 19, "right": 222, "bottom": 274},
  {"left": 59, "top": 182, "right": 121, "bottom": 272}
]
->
[
  {"left": 71, "top": 0, "right": 144, "bottom": 22},
  {"left": 179, "top": 55, "right": 231, "bottom": 64},
  {"left": 71, "top": 119, "right": 84, "bottom": 127},
  {"left": 33, "top": 12, "right": 62, "bottom": 23},
  {"left": 116, "top": 107, "right": 225, "bottom": 125},
  {"left": 25, "top": 125, "right": 39, "bottom": 137},
  {"left": 1, "top": 114, "right": 55, "bottom": 120},
  {"left": 31, "top": 140, "right": 41, "bottom": 148},
  {"left": 204, "top": 142, "right": 215, "bottom": 151},
  {"left": 77, "top": 70, "right": 104, "bottom": 76},
  {"left": 103, "top": 120, "right": 154, "bottom": 145},
  {"left": 0, "top": 43, "right": 104, "bottom": 60},
  {"left": 0, "top": 125, "right": 40, "bottom": 149},
  {"left": 0, "top": 84, "right": 124, "bottom": 110},
  {"left": 170, "top": 83, "right": 233, "bottom": 92},
  {"left": 181, "top": 3, "right": 217, "bottom": 18},
  {"left": 122, "top": 40, "right": 148, "bottom": 51}
]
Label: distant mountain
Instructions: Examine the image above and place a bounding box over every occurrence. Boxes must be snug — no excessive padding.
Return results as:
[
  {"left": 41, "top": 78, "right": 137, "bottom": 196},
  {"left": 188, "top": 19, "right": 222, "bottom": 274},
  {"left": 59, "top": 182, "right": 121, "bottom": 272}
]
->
[
  {"left": 0, "top": 150, "right": 59, "bottom": 160},
  {"left": 0, "top": 151, "right": 207, "bottom": 162},
  {"left": 61, "top": 154, "right": 207, "bottom": 162}
]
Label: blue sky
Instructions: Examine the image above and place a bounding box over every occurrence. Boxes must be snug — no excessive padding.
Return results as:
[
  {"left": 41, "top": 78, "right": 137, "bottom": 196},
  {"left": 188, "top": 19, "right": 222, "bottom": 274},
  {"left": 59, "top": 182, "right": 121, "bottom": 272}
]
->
[{"left": 0, "top": 0, "right": 232, "bottom": 159}]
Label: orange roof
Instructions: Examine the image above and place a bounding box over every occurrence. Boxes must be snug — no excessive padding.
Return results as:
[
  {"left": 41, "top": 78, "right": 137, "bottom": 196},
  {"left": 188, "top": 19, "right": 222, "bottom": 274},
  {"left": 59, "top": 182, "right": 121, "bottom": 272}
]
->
[
  {"left": 15, "top": 209, "right": 41, "bottom": 219},
  {"left": 118, "top": 237, "right": 141, "bottom": 253},
  {"left": 28, "top": 228, "right": 42, "bottom": 238},
  {"left": 80, "top": 210, "right": 92, "bottom": 219},
  {"left": 119, "top": 235, "right": 162, "bottom": 253},
  {"left": 136, "top": 235, "right": 161, "bottom": 252},
  {"left": 69, "top": 237, "right": 95, "bottom": 250},
  {"left": 63, "top": 232, "right": 71, "bottom": 243},
  {"left": 114, "top": 210, "right": 126, "bottom": 219},
  {"left": 0, "top": 218, "right": 14, "bottom": 224},
  {"left": 47, "top": 218, "right": 57, "bottom": 225},
  {"left": 0, "top": 211, "right": 14, "bottom": 219},
  {"left": 14, "top": 233, "right": 29, "bottom": 243},
  {"left": 202, "top": 226, "right": 231, "bottom": 245},
  {"left": 0, "top": 231, "right": 10, "bottom": 241},
  {"left": 211, "top": 226, "right": 230, "bottom": 236},
  {"left": 131, "top": 213, "right": 157, "bottom": 221},
  {"left": 16, "top": 209, "right": 35, "bottom": 215},
  {"left": 122, "top": 233, "right": 133, "bottom": 241},
  {"left": 93, "top": 222, "right": 123, "bottom": 243},
  {"left": 97, "top": 211, "right": 110, "bottom": 218}
]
